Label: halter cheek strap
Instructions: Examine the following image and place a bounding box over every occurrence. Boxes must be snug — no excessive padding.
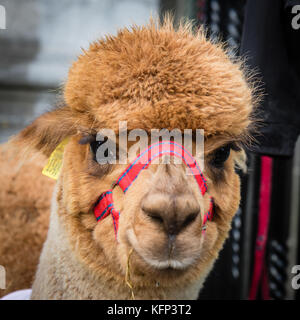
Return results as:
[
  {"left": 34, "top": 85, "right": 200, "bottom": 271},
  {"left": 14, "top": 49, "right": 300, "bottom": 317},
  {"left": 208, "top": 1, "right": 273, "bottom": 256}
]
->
[
  {"left": 94, "top": 141, "right": 214, "bottom": 239},
  {"left": 94, "top": 190, "right": 120, "bottom": 235}
]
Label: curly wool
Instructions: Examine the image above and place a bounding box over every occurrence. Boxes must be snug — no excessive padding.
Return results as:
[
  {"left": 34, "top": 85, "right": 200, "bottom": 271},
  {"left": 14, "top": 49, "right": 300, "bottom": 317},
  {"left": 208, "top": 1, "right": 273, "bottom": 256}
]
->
[{"left": 64, "top": 19, "right": 254, "bottom": 138}]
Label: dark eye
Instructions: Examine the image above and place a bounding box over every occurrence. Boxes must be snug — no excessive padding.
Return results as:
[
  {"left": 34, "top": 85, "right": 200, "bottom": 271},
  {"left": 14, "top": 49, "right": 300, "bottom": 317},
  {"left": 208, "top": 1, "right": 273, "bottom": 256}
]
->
[
  {"left": 90, "top": 137, "right": 116, "bottom": 163},
  {"left": 90, "top": 137, "right": 109, "bottom": 162},
  {"left": 90, "top": 139, "right": 106, "bottom": 160},
  {"left": 210, "top": 145, "right": 231, "bottom": 168}
]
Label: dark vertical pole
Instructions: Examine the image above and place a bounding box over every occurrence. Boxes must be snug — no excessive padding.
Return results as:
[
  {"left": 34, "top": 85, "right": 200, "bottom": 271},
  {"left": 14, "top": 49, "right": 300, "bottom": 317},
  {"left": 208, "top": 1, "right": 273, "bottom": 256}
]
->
[{"left": 240, "top": 154, "right": 261, "bottom": 299}]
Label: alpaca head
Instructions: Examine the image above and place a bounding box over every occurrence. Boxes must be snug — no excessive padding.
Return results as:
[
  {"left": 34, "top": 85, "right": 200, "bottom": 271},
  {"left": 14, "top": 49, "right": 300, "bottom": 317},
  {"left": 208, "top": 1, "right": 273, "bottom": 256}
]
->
[{"left": 17, "top": 19, "right": 256, "bottom": 292}]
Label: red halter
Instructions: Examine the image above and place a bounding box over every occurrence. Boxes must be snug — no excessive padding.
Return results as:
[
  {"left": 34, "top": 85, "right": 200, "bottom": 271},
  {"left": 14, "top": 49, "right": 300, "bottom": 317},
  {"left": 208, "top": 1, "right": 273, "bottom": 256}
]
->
[{"left": 94, "top": 141, "right": 214, "bottom": 239}]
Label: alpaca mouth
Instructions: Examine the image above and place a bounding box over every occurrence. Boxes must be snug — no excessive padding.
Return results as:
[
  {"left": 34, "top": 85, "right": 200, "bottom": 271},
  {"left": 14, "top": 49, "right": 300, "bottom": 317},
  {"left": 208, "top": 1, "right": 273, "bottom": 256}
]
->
[
  {"left": 126, "top": 228, "right": 197, "bottom": 270},
  {"left": 134, "top": 254, "right": 196, "bottom": 270}
]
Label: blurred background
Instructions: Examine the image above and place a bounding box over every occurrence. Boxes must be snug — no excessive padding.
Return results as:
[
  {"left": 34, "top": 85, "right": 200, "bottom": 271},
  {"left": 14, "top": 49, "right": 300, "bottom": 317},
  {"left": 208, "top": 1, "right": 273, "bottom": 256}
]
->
[{"left": 0, "top": 0, "right": 299, "bottom": 300}]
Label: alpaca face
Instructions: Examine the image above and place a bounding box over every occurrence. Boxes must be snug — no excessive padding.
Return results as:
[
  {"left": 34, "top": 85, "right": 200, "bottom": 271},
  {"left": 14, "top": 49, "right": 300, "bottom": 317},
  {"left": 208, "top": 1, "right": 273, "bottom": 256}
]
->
[
  {"left": 57, "top": 134, "right": 242, "bottom": 286},
  {"left": 16, "top": 20, "right": 256, "bottom": 290}
]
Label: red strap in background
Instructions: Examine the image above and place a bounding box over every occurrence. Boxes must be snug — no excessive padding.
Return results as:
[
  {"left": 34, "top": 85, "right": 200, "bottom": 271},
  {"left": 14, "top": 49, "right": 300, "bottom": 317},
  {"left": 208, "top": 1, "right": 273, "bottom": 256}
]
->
[{"left": 248, "top": 156, "right": 273, "bottom": 300}]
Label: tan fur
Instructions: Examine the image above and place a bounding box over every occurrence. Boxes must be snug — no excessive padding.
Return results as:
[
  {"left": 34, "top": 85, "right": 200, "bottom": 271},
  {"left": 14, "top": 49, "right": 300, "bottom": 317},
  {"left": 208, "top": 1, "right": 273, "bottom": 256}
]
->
[
  {"left": 0, "top": 145, "right": 55, "bottom": 297},
  {"left": 0, "top": 18, "right": 257, "bottom": 299}
]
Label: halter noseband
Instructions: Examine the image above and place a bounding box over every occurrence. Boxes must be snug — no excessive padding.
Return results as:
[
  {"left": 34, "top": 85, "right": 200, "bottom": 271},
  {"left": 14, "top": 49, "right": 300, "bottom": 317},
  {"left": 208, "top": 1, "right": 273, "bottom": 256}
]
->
[{"left": 94, "top": 141, "right": 214, "bottom": 239}]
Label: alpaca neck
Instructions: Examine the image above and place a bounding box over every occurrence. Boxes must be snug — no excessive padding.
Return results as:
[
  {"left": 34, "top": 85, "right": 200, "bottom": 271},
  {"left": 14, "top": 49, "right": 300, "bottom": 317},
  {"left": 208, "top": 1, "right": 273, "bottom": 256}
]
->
[{"left": 31, "top": 196, "right": 130, "bottom": 299}]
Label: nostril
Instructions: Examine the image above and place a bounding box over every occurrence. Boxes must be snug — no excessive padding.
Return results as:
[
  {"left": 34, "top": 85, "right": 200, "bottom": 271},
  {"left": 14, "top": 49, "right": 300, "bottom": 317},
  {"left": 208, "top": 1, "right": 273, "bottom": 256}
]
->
[
  {"left": 148, "top": 214, "right": 164, "bottom": 224},
  {"left": 142, "top": 206, "right": 164, "bottom": 224},
  {"left": 141, "top": 195, "right": 200, "bottom": 233},
  {"left": 182, "top": 211, "right": 199, "bottom": 229}
]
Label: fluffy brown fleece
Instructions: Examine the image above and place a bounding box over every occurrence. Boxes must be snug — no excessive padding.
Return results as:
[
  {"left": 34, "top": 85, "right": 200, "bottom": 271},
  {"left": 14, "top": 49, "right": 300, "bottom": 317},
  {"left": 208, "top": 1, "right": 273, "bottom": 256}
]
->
[
  {"left": 0, "top": 18, "right": 257, "bottom": 299},
  {"left": 0, "top": 146, "right": 55, "bottom": 297}
]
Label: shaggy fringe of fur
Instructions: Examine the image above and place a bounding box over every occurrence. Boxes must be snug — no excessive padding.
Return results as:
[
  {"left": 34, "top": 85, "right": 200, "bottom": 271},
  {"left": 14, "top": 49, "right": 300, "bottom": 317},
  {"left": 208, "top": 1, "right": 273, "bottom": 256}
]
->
[{"left": 12, "top": 16, "right": 261, "bottom": 157}]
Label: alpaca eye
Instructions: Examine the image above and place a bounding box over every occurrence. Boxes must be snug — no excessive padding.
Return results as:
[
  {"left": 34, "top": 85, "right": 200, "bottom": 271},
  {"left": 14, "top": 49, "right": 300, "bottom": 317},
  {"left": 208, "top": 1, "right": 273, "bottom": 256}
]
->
[
  {"left": 90, "top": 137, "right": 113, "bottom": 162},
  {"left": 210, "top": 145, "right": 231, "bottom": 168},
  {"left": 90, "top": 140, "right": 105, "bottom": 157}
]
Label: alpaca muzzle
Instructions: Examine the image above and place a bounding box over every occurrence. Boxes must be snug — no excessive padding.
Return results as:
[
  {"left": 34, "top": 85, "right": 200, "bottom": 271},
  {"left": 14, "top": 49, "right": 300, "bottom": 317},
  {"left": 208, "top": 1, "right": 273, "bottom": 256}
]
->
[{"left": 93, "top": 141, "right": 214, "bottom": 239}]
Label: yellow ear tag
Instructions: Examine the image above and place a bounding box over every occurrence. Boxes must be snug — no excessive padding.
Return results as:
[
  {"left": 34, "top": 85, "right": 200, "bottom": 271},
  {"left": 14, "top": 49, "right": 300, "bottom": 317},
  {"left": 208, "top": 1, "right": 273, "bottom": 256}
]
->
[{"left": 42, "top": 137, "right": 70, "bottom": 180}]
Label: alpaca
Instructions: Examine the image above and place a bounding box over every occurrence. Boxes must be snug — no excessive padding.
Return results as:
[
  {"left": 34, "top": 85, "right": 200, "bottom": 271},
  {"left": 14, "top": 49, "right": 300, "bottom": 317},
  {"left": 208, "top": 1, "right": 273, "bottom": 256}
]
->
[{"left": 0, "top": 19, "right": 256, "bottom": 299}]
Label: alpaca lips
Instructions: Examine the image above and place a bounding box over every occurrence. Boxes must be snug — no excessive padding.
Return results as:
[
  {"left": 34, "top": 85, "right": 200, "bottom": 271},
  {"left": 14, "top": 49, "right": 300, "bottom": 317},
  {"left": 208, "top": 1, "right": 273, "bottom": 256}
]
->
[{"left": 93, "top": 140, "right": 214, "bottom": 239}]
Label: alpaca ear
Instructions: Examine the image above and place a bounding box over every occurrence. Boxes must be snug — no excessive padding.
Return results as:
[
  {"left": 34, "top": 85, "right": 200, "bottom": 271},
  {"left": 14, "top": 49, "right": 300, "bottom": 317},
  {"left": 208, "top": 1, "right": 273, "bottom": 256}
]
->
[{"left": 13, "top": 105, "right": 77, "bottom": 157}]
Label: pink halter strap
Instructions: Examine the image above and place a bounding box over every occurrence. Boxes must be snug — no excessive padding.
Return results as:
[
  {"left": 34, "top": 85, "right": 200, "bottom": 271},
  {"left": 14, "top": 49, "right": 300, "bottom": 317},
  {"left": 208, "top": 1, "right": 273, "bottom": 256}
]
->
[{"left": 94, "top": 141, "right": 214, "bottom": 238}]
